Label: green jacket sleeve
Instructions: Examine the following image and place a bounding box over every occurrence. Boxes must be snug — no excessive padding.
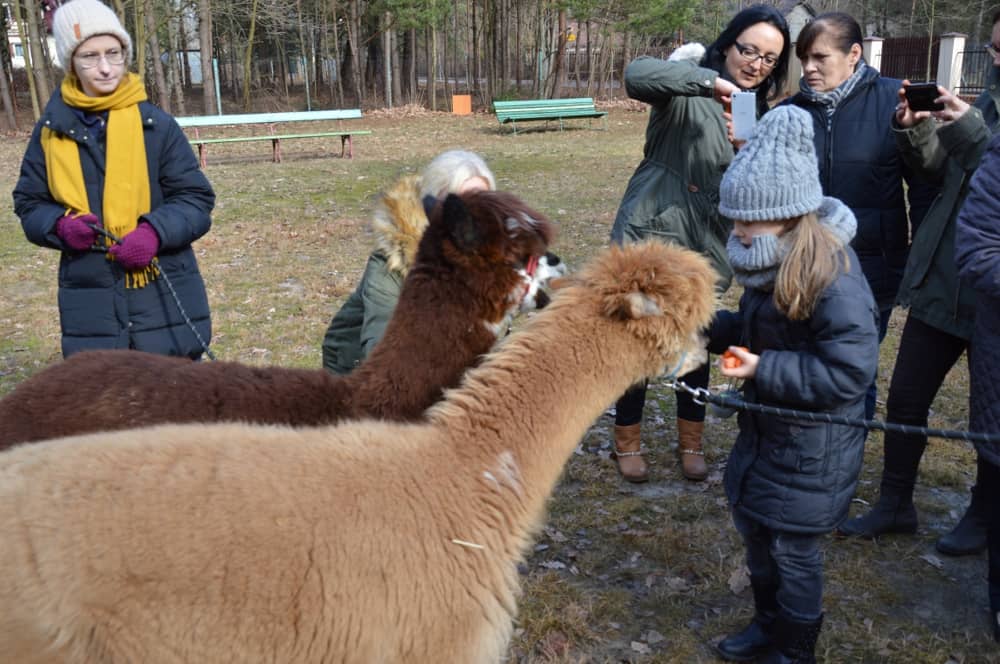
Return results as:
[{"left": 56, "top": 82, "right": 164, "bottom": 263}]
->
[
  {"left": 624, "top": 57, "right": 717, "bottom": 106},
  {"left": 893, "top": 108, "right": 989, "bottom": 184}
]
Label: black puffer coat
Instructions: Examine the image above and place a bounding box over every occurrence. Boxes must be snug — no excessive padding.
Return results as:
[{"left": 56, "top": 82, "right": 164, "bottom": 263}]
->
[
  {"left": 786, "top": 67, "right": 935, "bottom": 311},
  {"left": 708, "top": 247, "right": 879, "bottom": 534},
  {"left": 955, "top": 133, "right": 1000, "bottom": 465},
  {"left": 13, "top": 91, "right": 214, "bottom": 358}
]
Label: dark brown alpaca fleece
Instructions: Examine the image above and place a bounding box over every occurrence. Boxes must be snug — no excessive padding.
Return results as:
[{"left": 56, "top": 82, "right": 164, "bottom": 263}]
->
[{"left": 0, "top": 191, "right": 554, "bottom": 449}]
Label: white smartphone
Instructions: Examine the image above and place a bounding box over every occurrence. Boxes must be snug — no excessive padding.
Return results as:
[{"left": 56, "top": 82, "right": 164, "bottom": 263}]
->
[{"left": 731, "top": 91, "right": 757, "bottom": 141}]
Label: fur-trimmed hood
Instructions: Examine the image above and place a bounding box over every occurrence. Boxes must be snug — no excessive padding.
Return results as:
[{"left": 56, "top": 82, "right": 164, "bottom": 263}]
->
[{"left": 371, "top": 175, "right": 428, "bottom": 276}]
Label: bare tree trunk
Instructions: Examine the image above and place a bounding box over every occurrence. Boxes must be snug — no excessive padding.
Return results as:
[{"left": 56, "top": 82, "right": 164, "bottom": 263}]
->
[
  {"left": 20, "top": 0, "right": 50, "bottom": 107},
  {"left": 429, "top": 25, "right": 437, "bottom": 110},
  {"left": 391, "top": 24, "right": 401, "bottom": 104},
  {"left": 199, "top": 0, "right": 217, "bottom": 114},
  {"left": 241, "top": 0, "right": 259, "bottom": 111},
  {"left": 383, "top": 12, "right": 392, "bottom": 108},
  {"left": 347, "top": 0, "right": 364, "bottom": 105},
  {"left": 179, "top": 15, "right": 192, "bottom": 90},
  {"left": 546, "top": 8, "right": 566, "bottom": 98},
  {"left": 0, "top": 56, "right": 17, "bottom": 131},
  {"left": 143, "top": 0, "right": 170, "bottom": 111},
  {"left": 329, "top": 0, "right": 345, "bottom": 107},
  {"left": 12, "top": 0, "right": 41, "bottom": 118},
  {"left": 296, "top": 0, "right": 312, "bottom": 109},
  {"left": 166, "top": 5, "right": 186, "bottom": 114},
  {"left": 513, "top": 0, "right": 522, "bottom": 92},
  {"left": 586, "top": 21, "right": 594, "bottom": 97}
]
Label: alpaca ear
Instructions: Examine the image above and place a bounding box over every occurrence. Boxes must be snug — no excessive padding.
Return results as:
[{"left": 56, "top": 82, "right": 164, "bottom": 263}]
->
[
  {"left": 623, "top": 292, "right": 662, "bottom": 319},
  {"left": 442, "top": 193, "right": 482, "bottom": 252}
]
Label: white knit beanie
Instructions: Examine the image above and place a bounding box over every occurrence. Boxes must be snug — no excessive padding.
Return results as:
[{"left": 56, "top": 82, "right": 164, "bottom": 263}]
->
[
  {"left": 52, "top": 0, "right": 133, "bottom": 71},
  {"left": 718, "top": 105, "right": 823, "bottom": 222}
]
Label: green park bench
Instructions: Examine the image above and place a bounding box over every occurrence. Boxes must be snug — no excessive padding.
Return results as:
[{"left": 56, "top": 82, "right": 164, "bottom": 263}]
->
[
  {"left": 492, "top": 97, "right": 608, "bottom": 135},
  {"left": 175, "top": 109, "right": 372, "bottom": 167}
]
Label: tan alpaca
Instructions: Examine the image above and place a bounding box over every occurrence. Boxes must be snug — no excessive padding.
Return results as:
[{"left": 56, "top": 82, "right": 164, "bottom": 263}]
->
[{"left": 0, "top": 240, "right": 716, "bottom": 664}]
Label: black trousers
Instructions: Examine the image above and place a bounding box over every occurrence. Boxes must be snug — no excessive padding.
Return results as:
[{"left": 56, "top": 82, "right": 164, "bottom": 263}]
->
[
  {"left": 882, "top": 314, "right": 969, "bottom": 489},
  {"left": 614, "top": 361, "right": 710, "bottom": 426},
  {"left": 981, "top": 459, "right": 1000, "bottom": 612}
]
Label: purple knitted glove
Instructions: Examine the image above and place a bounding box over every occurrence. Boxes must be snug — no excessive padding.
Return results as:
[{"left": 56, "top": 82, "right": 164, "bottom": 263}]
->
[
  {"left": 55, "top": 213, "right": 100, "bottom": 251},
  {"left": 108, "top": 222, "right": 160, "bottom": 270}
]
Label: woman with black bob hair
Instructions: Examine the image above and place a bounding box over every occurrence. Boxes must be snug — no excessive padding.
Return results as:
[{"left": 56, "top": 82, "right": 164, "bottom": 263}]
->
[
  {"left": 701, "top": 4, "right": 792, "bottom": 112},
  {"left": 608, "top": 5, "right": 790, "bottom": 485}
]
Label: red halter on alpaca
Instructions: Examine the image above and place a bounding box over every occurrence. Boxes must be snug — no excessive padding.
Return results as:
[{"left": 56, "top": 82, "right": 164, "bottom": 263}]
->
[{"left": 0, "top": 190, "right": 558, "bottom": 448}]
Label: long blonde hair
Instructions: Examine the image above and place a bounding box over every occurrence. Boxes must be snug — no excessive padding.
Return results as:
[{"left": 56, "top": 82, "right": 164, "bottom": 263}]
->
[{"left": 774, "top": 212, "right": 850, "bottom": 320}]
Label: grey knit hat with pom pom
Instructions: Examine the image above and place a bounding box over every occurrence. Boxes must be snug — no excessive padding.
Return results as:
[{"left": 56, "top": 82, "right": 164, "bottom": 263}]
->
[{"left": 718, "top": 105, "right": 823, "bottom": 222}]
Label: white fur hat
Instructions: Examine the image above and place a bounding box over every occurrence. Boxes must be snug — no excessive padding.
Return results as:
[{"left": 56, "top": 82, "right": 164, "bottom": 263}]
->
[{"left": 52, "top": 0, "right": 133, "bottom": 71}]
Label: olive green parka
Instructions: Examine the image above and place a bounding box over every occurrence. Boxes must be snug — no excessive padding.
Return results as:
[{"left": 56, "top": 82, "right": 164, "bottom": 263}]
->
[{"left": 610, "top": 55, "right": 747, "bottom": 292}]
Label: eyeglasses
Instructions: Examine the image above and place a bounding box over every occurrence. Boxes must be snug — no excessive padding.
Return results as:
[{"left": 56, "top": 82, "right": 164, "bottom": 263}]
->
[
  {"left": 987, "top": 43, "right": 1000, "bottom": 59},
  {"left": 733, "top": 42, "right": 779, "bottom": 69},
  {"left": 74, "top": 48, "right": 125, "bottom": 69}
]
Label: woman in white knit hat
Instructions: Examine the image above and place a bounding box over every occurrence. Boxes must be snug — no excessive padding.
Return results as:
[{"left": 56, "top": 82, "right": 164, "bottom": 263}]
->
[
  {"left": 12, "top": 0, "right": 215, "bottom": 359},
  {"left": 706, "top": 105, "right": 878, "bottom": 662}
]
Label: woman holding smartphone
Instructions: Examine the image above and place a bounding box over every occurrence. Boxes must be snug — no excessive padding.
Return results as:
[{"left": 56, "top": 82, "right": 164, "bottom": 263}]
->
[
  {"left": 609, "top": 5, "right": 791, "bottom": 483},
  {"left": 786, "top": 12, "right": 936, "bottom": 422},
  {"left": 839, "top": 10, "right": 1000, "bottom": 555}
]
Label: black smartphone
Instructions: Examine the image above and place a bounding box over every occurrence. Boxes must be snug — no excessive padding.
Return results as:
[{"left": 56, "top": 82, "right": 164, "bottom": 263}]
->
[{"left": 904, "top": 82, "right": 945, "bottom": 112}]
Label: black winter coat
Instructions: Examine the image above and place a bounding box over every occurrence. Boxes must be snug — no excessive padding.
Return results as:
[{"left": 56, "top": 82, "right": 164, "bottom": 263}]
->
[
  {"left": 708, "top": 248, "right": 879, "bottom": 534},
  {"left": 787, "top": 68, "right": 936, "bottom": 312},
  {"left": 955, "top": 133, "right": 1000, "bottom": 466},
  {"left": 13, "top": 91, "right": 214, "bottom": 358}
]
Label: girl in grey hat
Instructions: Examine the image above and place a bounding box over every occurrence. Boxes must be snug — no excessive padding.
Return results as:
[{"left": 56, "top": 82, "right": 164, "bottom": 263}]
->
[{"left": 707, "top": 105, "right": 879, "bottom": 662}]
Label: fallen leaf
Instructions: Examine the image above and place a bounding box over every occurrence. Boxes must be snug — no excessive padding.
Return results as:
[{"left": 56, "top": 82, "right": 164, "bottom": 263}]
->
[
  {"left": 920, "top": 553, "right": 944, "bottom": 569},
  {"left": 728, "top": 565, "right": 750, "bottom": 594}
]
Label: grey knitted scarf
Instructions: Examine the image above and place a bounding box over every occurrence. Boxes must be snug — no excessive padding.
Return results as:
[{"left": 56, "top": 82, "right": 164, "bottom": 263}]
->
[
  {"left": 799, "top": 61, "right": 867, "bottom": 117},
  {"left": 727, "top": 196, "right": 857, "bottom": 290}
]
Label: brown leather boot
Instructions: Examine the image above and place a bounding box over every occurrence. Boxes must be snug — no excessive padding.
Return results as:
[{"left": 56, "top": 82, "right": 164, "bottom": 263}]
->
[
  {"left": 677, "top": 418, "right": 707, "bottom": 481},
  {"left": 613, "top": 423, "right": 649, "bottom": 483}
]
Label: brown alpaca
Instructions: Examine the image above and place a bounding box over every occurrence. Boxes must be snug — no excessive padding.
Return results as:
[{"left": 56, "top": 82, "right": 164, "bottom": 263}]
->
[
  {"left": 0, "top": 240, "right": 716, "bottom": 663},
  {"left": 0, "top": 191, "right": 556, "bottom": 449}
]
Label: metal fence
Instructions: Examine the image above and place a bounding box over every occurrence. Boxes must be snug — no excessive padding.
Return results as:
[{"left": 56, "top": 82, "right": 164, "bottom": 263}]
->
[
  {"left": 879, "top": 35, "right": 940, "bottom": 82},
  {"left": 958, "top": 47, "right": 992, "bottom": 97}
]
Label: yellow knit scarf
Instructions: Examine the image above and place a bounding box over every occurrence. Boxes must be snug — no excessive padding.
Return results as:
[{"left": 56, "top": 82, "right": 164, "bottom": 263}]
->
[{"left": 42, "top": 73, "right": 155, "bottom": 288}]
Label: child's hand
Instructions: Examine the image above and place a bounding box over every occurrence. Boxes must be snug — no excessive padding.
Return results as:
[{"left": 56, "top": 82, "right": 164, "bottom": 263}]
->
[{"left": 720, "top": 345, "right": 758, "bottom": 379}]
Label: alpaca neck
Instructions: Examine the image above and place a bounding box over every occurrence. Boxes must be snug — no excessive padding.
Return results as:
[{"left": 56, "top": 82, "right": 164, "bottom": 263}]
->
[{"left": 431, "top": 298, "right": 655, "bottom": 532}]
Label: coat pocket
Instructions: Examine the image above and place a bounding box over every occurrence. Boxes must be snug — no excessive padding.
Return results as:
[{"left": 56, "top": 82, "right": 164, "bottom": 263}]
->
[{"left": 764, "top": 418, "right": 829, "bottom": 475}]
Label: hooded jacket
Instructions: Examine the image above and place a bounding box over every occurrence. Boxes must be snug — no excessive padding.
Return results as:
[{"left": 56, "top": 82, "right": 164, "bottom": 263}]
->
[
  {"left": 322, "top": 175, "right": 427, "bottom": 374},
  {"left": 708, "top": 199, "right": 880, "bottom": 534},
  {"left": 892, "top": 65, "right": 1000, "bottom": 340},
  {"left": 12, "top": 90, "right": 214, "bottom": 359},
  {"left": 610, "top": 50, "right": 751, "bottom": 292}
]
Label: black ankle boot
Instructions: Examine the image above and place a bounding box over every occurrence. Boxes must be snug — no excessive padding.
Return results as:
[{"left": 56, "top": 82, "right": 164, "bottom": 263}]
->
[
  {"left": 716, "top": 578, "right": 778, "bottom": 661},
  {"left": 758, "top": 612, "right": 823, "bottom": 664},
  {"left": 937, "top": 486, "right": 989, "bottom": 556},
  {"left": 837, "top": 481, "right": 917, "bottom": 539}
]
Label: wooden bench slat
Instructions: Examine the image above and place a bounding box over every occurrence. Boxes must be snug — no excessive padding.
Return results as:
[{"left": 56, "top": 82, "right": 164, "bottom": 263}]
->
[
  {"left": 176, "top": 109, "right": 369, "bottom": 166},
  {"left": 188, "top": 130, "right": 372, "bottom": 145},
  {"left": 176, "top": 109, "right": 362, "bottom": 128}
]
